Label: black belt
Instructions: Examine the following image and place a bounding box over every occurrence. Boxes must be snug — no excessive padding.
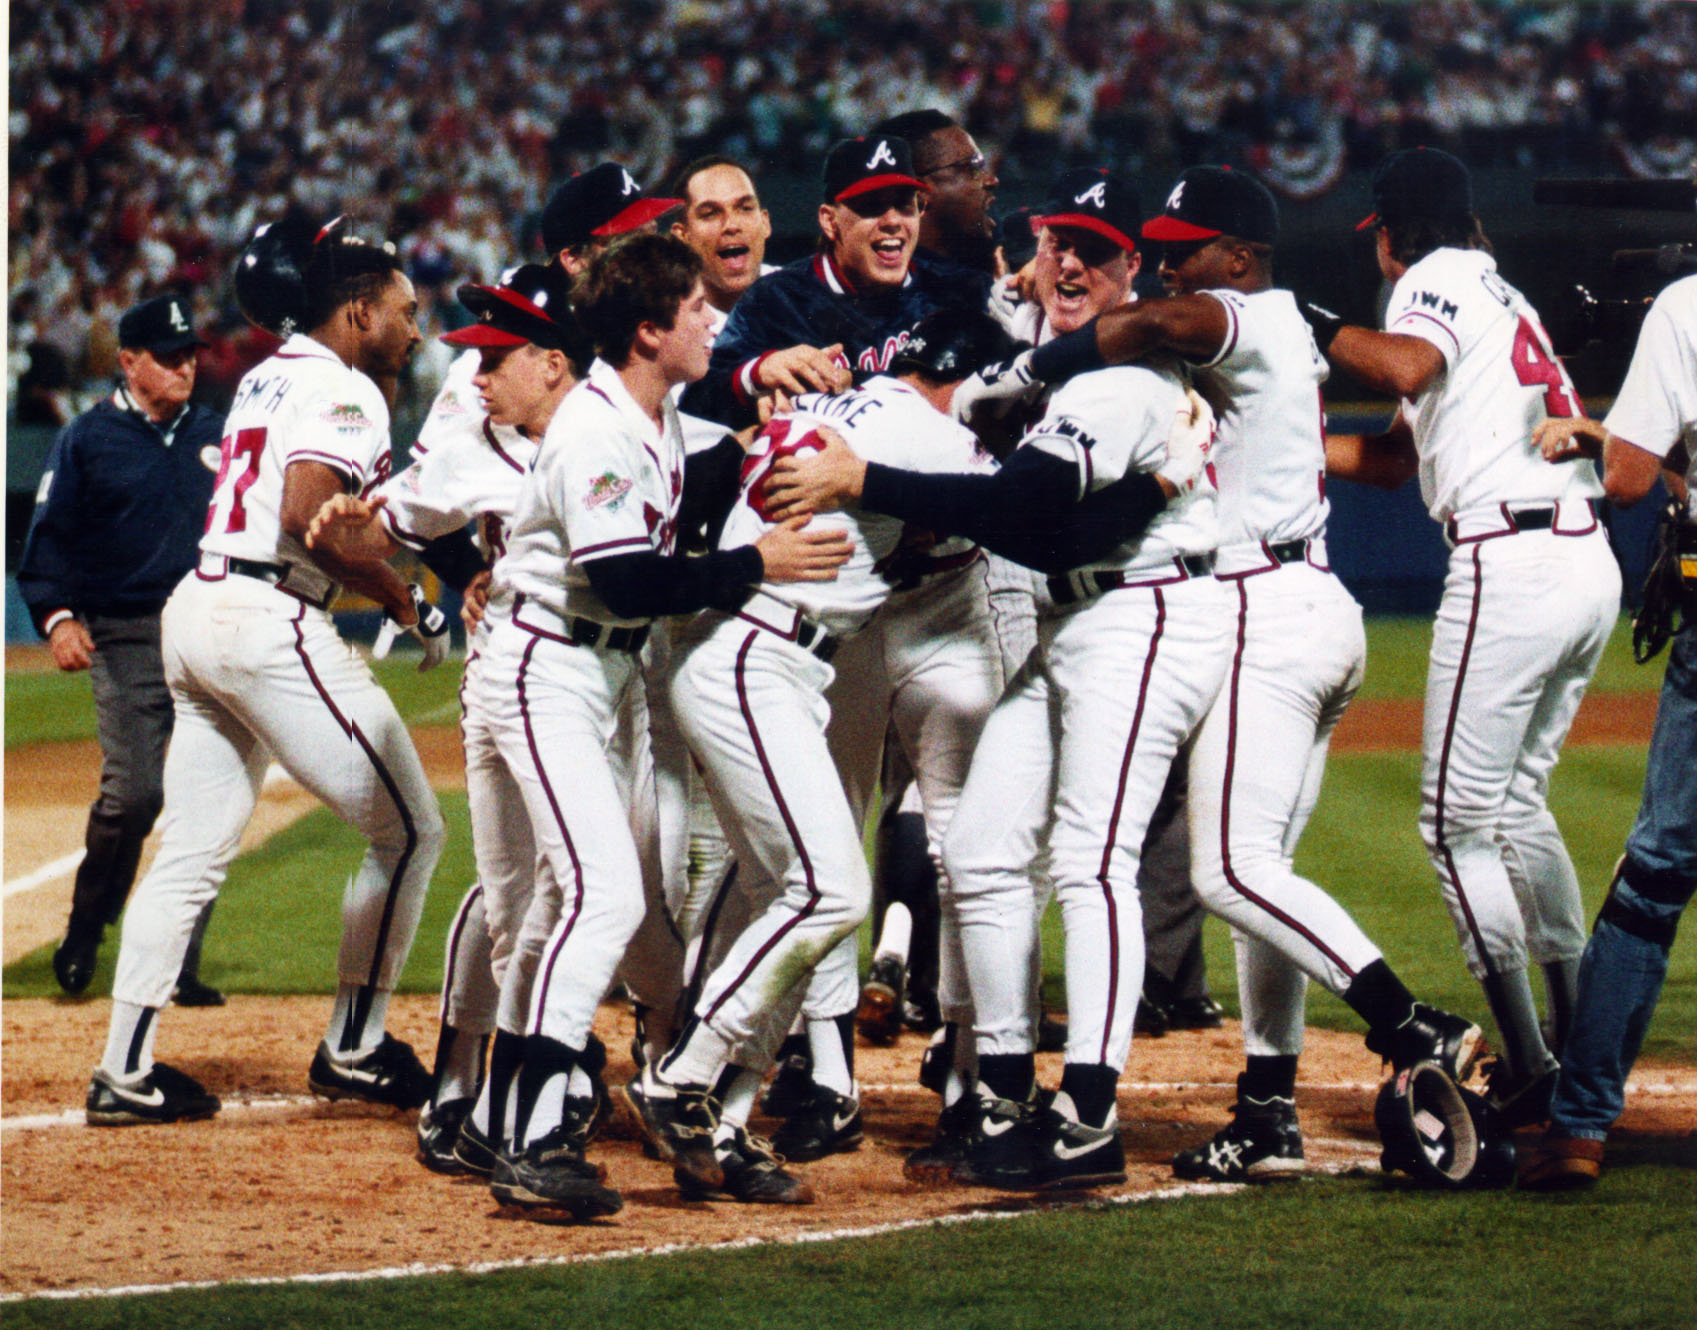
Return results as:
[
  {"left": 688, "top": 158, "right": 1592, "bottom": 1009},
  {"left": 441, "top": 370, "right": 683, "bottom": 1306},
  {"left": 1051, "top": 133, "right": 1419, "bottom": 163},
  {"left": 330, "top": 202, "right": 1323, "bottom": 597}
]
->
[
  {"left": 734, "top": 607, "right": 838, "bottom": 661},
  {"left": 1445, "top": 501, "right": 1598, "bottom": 544},
  {"left": 1510, "top": 509, "right": 1556, "bottom": 531},
  {"left": 1267, "top": 539, "right": 1310, "bottom": 564},
  {"left": 1047, "top": 553, "right": 1215, "bottom": 606},
  {"left": 225, "top": 556, "right": 334, "bottom": 610},
  {"left": 562, "top": 615, "right": 649, "bottom": 654}
]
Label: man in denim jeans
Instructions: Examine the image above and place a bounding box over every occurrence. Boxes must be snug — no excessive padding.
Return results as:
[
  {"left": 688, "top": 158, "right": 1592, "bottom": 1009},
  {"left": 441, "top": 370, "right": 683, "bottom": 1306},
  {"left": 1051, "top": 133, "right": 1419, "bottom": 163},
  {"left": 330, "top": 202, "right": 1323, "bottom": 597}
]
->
[{"left": 1523, "top": 271, "right": 1697, "bottom": 1188}]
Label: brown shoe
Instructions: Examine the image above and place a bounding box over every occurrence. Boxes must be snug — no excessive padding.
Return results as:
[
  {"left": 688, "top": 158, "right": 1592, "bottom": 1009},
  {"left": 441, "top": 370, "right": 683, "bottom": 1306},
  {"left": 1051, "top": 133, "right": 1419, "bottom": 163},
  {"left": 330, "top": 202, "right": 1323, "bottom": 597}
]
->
[{"left": 1519, "top": 1134, "right": 1604, "bottom": 1191}]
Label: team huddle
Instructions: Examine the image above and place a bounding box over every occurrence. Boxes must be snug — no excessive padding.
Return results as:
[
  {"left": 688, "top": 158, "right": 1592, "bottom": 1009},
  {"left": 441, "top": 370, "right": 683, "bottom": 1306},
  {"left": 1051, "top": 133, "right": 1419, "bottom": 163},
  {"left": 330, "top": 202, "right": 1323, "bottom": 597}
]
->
[{"left": 83, "top": 117, "right": 1626, "bottom": 1216}]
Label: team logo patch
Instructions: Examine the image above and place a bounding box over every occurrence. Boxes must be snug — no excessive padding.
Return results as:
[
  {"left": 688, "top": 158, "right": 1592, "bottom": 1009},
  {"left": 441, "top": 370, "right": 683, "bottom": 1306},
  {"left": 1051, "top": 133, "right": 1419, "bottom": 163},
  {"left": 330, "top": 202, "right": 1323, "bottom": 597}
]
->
[
  {"left": 323, "top": 402, "right": 372, "bottom": 435},
  {"left": 434, "top": 387, "right": 470, "bottom": 416},
  {"left": 585, "top": 471, "right": 634, "bottom": 511}
]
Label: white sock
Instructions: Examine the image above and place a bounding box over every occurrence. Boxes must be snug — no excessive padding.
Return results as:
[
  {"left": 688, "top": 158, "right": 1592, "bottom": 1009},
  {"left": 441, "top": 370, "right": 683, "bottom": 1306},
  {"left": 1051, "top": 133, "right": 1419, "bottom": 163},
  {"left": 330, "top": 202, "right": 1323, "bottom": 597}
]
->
[
  {"left": 327, "top": 985, "right": 391, "bottom": 1056},
  {"left": 808, "top": 1017, "right": 854, "bottom": 1098},
  {"left": 525, "top": 1072, "right": 568, "bottom": 1147},
  {"left": 719, "top": 1067, "right": 762, "bottom": 1129},
  {"left": 874, "top": 902, "right": 913, "bottom": 962},
  {"left": 470, "top": 1077, "right": 492, "bottom": 1135},
  {"left": 437, "top": 1028, "right": 484, "bottom": 1104}
]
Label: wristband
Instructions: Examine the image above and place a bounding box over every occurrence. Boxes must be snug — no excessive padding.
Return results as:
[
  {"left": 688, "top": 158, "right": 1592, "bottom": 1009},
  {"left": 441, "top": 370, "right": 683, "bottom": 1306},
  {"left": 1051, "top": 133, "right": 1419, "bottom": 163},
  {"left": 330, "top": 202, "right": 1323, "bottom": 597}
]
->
[{"left": 1030, "top": 321, "right": 1108, "bottom": 384}]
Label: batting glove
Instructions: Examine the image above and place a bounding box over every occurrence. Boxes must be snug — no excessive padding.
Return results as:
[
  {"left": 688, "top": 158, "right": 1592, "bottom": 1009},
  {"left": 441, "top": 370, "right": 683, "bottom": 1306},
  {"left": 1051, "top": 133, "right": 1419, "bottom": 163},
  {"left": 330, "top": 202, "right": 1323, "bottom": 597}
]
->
[
  {"left": 986, "top": 275, "right": 1028, "bottom": 336},
  {"left": 374, "top": 584, "right": 451, "bottom": 672},
  {"left": 1156, "top": 387, "right": 1215, "bottom": 499},
  {"left": 950, "top": 349, "right": 1040, "bottom": 423},
  {"left": 1299, "top": 299, "right": 1345, "bottom": 354}
]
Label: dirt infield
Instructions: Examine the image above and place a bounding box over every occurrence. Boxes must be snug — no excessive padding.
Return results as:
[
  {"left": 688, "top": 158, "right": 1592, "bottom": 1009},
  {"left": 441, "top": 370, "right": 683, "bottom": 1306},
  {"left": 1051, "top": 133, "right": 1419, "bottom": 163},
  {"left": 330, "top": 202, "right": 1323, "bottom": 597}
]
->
[{"left": 7, "top": 995, "right": 1690, "bottom": 1300}]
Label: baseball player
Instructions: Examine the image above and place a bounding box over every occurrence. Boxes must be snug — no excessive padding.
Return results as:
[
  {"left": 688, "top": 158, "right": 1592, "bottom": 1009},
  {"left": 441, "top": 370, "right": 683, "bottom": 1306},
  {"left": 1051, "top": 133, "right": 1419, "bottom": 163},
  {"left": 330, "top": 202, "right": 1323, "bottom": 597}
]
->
[
  {"left": 86, "top": 219, "right": 448, "bottom": 1126},
  {"left": 1522, "top": 272, "right": 1696, "bottom": 1189},
  {"left": 973, "top": 166, "right": 1488, "bottom": 1177},
  {"left": 19, "top": 294, "right": 224, "bottom": 1006},
  {"left": 679, "top": 134, "right": 990, "bottom": 431},
  {"left": 1314, "top": 148, "right": 1621, "bottom": 1127},
  {"left": 628, "top": 309, "right": 1029, "bottom": 1203},
  {"left": 670, "top": 154, "right": 778, "bottom": 338},
  {"left": 470, "top": 233, "right": 849, "bottom": 1220},
  {"left": 304, "top": 264, "right": 588, "bottom": 1175}
]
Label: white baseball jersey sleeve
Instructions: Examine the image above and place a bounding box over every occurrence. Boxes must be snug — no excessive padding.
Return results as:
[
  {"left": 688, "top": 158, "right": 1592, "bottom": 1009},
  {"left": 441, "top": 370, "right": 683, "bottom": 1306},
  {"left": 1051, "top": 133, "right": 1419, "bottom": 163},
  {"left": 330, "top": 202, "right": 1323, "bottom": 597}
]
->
[
  {"left": 1194, "top": 288, "right": 1329, "bottom": 551},
  {"left": 494, "top": 357, "right": 685, "bottom": 629},
  {"left": 716, "top": 375, "right": 993, "bottom": 637},
  {"left": 1603, "top": 272, "right": 1697, "bottom": 513},
  {"left": 412, "top": 348, "right": 483, "bottom": 458},
  {"left": 201, "top": 334, "right": 393, "bottom": 603},
  {"left": 1386, "top": 247, "right": 1602, "bottom": 521},
  {"left": 1022, "top": 364, "right": 1218, "bottom": 571},
  {"left": 378, "top": 412, "right": 537, "bottom": 564}
]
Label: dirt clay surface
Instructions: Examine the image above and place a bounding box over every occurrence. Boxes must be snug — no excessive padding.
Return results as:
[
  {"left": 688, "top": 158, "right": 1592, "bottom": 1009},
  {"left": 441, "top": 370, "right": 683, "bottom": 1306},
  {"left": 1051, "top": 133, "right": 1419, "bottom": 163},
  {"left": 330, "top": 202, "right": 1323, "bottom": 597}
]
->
[{"left": 4, "top": 997, "right": 1694, "bottom": 1299}]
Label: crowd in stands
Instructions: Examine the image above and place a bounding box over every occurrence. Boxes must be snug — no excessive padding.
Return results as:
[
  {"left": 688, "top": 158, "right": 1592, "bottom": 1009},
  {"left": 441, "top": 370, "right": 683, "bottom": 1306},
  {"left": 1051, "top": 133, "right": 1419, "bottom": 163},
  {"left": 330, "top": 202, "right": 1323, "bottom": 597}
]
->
[{"left": 9, "top": 0, "right": 1695, "bottom": 422}]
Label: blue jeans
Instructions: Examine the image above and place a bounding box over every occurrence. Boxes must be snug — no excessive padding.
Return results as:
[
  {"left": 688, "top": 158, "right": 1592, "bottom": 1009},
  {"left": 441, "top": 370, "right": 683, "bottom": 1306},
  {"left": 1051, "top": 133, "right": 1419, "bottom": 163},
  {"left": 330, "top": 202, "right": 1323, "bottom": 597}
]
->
[{"left": 1549, "top": 626, "right": 1697, "bottom": 1139}]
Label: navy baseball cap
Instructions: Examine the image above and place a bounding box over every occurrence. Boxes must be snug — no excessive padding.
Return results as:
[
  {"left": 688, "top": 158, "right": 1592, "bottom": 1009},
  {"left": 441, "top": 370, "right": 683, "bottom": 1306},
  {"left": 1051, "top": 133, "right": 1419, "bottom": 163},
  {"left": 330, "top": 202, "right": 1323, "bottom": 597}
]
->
[
  {"left": 541, "top": 163, "right": 682, "bottom": 254},
  {"left": 1031, "top": 168, "right": 1141, "bottom": 254},
  {"left": 1142, "top": 166, "right": 1279, "bottom": 246},
  {"left": 1357, "top": 147, "right": 1474, "bottom": 231},
  {"left": 822, "top": 136, "right": 929, "bottom": 204},
  {"left": 117, "top": 294, "right": 204, "bottom": 353},
  {"left": 443, "top": 264, "right": 580, "bottom": 352}
]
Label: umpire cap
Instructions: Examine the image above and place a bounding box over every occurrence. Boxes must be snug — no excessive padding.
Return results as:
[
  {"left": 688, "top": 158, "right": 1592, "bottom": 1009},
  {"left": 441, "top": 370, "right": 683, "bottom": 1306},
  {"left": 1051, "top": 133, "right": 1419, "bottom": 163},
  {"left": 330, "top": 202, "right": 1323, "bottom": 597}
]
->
[
  {"left": 541, "top": 163, "right": 682, "bottom": 255},
  {"left": 443, "top": 264, "right": 585, "bottom": 357},
  {"left": 890, "top": 307, "right": 1017, "bottom": 382},
  {"left": 118, "top": 293, "right": 204, "bottom": 354},
  {"left": 1142, "top": 166, "right": 1279, "bottom": 246},
  {"left": 1357, "top": 147, "right": 1474, "bottom": 232}
]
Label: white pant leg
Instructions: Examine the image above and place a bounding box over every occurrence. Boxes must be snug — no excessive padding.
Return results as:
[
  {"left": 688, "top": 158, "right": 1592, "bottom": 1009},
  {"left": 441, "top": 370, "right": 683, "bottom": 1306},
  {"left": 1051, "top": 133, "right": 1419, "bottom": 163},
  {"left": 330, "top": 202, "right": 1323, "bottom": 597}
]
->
[
  {"left": 112, "top": 682, "right": 268, "bottom": 1008},
  {"left": 942, "top": 653, "right": 1057, "bottom": 1057},
  {"left": 483, "top": 619, "right": 645, "bottom": 1051},
  {"left": 672, "top": 623, "right": 871, "bottom": 1051},
  {"left": 1045, "top": 578, "right": 1231, "bottom": 1072},
  {"left": 1189, "top": 567, "right": 1381, "bottom": 996},
  {"left": 463, "top": 651, "right": 536, "bottom": 993},
  {"left": 1420, "top": 530, "right": 1620, "bottom": 978},
  {"left": 441, "top": 884, "right": 499, "bottom": 1035}
]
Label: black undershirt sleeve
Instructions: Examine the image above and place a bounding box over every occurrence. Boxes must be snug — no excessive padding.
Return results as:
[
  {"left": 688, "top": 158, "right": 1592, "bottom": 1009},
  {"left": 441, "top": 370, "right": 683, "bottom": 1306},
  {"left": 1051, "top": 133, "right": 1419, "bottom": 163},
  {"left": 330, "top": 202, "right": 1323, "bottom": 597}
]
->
[
  {"left": 676, "top": 433, "right": 746, "bottom": 553},
  {"left": 584, "top": 545, "right": 764, "bottom": 620},
  {"left": 858, "top": 447, "right": 1168, "bottom": 575},
  {"left": 414, "top": 525, "right": 488, "bottom": 594}
]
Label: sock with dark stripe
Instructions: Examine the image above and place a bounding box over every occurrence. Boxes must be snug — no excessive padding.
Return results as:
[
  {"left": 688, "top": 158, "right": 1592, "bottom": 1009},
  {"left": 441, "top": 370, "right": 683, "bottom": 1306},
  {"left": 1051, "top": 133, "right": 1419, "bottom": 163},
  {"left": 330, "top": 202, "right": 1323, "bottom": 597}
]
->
[
  {"left": 1058, "top": 1062, "right": 1119, "bottom": 1127},
  {"left": 101, "top": 1001, "right": 157, "bottom": 1079},
  {"left": 1342, "top": 959, "right": 1417, "bottom": 1041},
  {"left": 513, "top": 1034, "right": 579, "bottom": 1149},
  {"left": 1240, "top": 1054, "right": 1299, "bottom": 1104},
  {"left": 484, "top": 1029, "right": 524, "bottom": 1153}
]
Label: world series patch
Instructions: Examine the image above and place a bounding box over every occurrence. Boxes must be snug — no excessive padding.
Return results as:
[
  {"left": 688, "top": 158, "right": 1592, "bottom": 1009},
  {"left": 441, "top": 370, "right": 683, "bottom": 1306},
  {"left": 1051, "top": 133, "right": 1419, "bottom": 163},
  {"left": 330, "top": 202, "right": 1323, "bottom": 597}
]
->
[{"left": 585, "top": 471, "right": 634, "bottom": 511}]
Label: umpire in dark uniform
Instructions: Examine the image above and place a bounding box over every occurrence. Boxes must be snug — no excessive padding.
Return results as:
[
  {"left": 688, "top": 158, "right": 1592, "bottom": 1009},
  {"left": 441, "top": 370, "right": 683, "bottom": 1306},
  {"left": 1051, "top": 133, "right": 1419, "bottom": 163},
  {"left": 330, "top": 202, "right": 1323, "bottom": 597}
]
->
[{"left": 18, "top": 293, "right": 226, "bottom": 1003}]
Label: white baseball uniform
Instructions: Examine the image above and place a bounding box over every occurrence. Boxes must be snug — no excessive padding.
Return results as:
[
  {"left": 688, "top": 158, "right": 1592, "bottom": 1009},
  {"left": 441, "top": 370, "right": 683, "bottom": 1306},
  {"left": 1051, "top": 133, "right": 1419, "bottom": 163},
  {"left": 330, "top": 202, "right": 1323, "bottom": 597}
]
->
[
  {"left": 666, "top": 377, "right": 996, "bottom": 1070},
  {"left": 942, "top": 363, "right": 1229, "bottom": 1074},
  {"left": 479, "top": 357, "right": 683, "bottom": 1056},
  {"left": 111, "top": 334, "right": 445, "bottom": 1054},
  {"left": 1388, "top": 248, "right": 1620, "bottom": 1008},
  {"left": 1604, "top": 272, "right": 1697, "bottom": 514},
  {"left": 1180, "top": 287, "right": 1380, "bottom": 1060}
]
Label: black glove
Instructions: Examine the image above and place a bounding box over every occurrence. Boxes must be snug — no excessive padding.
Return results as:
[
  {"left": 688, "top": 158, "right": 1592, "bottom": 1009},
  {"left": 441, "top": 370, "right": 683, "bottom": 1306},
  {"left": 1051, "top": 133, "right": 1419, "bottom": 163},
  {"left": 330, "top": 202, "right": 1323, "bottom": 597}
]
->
[
  {"left": 375, "top": 583, "right": 451, "bottom": 672},
  {"left": 1300, "top": 300, "right": 1345, "bottom": 354}
]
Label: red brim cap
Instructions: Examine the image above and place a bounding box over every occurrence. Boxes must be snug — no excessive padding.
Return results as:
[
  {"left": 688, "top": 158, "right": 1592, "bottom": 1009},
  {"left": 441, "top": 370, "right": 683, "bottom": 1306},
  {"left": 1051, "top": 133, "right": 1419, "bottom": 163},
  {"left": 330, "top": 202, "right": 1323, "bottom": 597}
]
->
[
  {"left": 441, "top": 323, "right": 529, "bottom": 348},
  {"left": 835, "top": 173, "right": 930, "bottom": 203},
  {"left": 1354, "top": 211, "right": 1379, "bottom": 232},
  {"left": 1032, "top": 212, "right": 1137, "bottom": 253},
  {"left": 592, "top": 196, "right": 684, "bottom": 237},
  {"left": 1141, "top": 214, "right": 1222, "bottom": 242}
]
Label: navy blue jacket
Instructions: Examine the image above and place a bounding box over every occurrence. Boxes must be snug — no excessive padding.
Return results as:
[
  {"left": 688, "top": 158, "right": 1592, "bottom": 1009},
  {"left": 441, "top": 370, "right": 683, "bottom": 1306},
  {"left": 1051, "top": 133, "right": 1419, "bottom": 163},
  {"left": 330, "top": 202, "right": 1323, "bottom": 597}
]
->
[
  {"left": 18, "top": 392, "right": 223, "bottom": 633},
  {"left": 679, "top": 248, "right": 992, "bottom": 429}
]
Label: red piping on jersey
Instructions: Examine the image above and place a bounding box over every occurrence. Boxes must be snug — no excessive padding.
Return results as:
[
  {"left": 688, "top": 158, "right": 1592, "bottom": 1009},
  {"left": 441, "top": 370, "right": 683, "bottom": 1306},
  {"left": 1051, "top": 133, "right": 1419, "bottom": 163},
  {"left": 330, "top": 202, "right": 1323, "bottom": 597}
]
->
[
  {"left": 1216, "top": 578, "right": 1357, "bottom": 978},
  {"left": 290, "top": 610, "right": 421, "bottom": 1012},
  {"left": 1394, "top": 310, "right": 1460, "bottom": 359},
  {"left": 1093, "top": 588, "right": 1166, "bottom": 1063},
  {"left": 1430, "top": 546, "right": 1496, "bottom": 977},
  {"left": 585, "top": 383, "right": 617, "bottom": 409},
  {"left": 517, "top": 634, "right": 591, "bottom": 1027},
  {"left": 701, "top": 631, "right": 822, "bottom": 1024},
  {"left": 571, "top": 534, "right": 655, "bottom": 562},
  {"left": 483, "top": 419, "right": 527, "bottom": 474}
]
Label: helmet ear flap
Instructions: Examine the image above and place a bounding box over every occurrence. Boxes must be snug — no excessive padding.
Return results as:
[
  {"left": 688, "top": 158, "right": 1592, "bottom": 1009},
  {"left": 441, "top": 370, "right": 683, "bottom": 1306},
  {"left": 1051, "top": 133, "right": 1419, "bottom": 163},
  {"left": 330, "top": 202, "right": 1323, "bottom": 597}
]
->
[{"left": 1375, "top": 1061, "right": 1516, "bottom": 1189}]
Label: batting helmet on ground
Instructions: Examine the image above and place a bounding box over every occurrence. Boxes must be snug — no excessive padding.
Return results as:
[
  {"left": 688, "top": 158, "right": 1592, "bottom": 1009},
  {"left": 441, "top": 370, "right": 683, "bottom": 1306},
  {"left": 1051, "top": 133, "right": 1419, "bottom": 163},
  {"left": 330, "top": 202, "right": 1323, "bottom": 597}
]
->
[{"left": 1375, "top": 1061, "right": 1516, "bottom": 1190}]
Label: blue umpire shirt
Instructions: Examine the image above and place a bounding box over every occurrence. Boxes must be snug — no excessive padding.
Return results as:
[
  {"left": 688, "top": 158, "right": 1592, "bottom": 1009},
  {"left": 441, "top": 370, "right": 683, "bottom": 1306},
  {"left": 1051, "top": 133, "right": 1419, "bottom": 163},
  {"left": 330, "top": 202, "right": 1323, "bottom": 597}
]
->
[{"left": 18, "top": 385, "right": 224, "bottom": 636}]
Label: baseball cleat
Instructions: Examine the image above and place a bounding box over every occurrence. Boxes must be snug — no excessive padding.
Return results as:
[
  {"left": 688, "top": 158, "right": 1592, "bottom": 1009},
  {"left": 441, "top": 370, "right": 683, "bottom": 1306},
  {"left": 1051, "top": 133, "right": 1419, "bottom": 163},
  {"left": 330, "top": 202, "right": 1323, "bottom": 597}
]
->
[
  {"left": 759, "top": 1040, "right": 814, "bottom": 1118},
  {"left": 619, "top": 1075, "right": 675, "bottom": 1162},
  {"left": 86, "top": 1062, "right": 221, "bottom": 1126},
  {"left": 308, "top": 1033, "right": 433, "bottom": 1110},
  {"left": 417, "top": 1097, "right": 475, "bottom": 1174},
  {"left": 903, "top": 986, "right": 943, "bottom": 1035},
  {"left": 1165, "top": 995, "right": 1225, "bottom": 1031},
  {"left": 1033, "top": 1092, "right": 1126, "bottom": 1191},
  {"left": 172, "top": 976, "right": 227, "bottom": 1008},
  {"left": 771, "top": 1086, "right": 864, "bottom": 1162},
  {"left": 453, "top": 1113, "right": 500, "bottom": 1177},
  {"left": 857, "top": 954, "right": 906, "bottom": 1045},
  {"left": 639, "top": 1070, "right": 725, "bottom": 1192},
  {"left": 952, "top": 1091, "right": 1043, "bottom": 1190},
  {"left": 490, "top": 1125, "right": 623, "bottom": 1221},
  {"left": 1517, "top": 1134, "right": 1604, "bottom": 1192},
  {"left": 1366, "top": 1003, "right": 1484, "bottom": 1080},
  {"left": 903, "top": 1097, "right": 980, "bottom": 1185},
  {"left": 1482, "top": 1058, "right": 1560, "bottom": 1130},
  {"left": 681, "top": 1126, "right": 815, "bottom": 1205},
  {"left": 1173, "top": 1083, "right": 1305, "bottom": 1183}
]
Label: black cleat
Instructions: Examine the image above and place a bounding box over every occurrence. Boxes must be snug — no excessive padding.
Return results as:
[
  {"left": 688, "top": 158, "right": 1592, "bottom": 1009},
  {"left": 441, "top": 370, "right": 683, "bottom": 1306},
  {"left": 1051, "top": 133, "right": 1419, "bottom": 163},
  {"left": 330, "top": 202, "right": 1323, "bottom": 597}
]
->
[
  {"left": 620, "top": 1074, "right": 674, "bottom": 1161},
  {"left": 1166, "top": 995, "right": 1225, "bottom": 1030},
  {"left": 904, "top": 1097, "right": 980, "bottom": 1185},
  {"left": 772, "top": 1085, "right": 864, "bottom": 1162},
  {"left": 172, "top": 976, "right": 227, "bottom": 1008},
  {"left": 417, "top": 1097, "right": 475, "bottom": 1174},
  {"left": 490, "top": 1122, "right": 622, "bottom": 1221},
  {"left": 1032, "top": 1093, "right": 1126, "bottom": 1191},
  {"left": 1483, "top": 1059, "right": 1560, "bottom": 1130},
  {"left": 857, "top": 955, "right": 906, "bottom": 1045},
  {"left": 453, "top": 1113, "right": 499, "bottom": 1177},
  {"left": 1173, "top": 1083, "right": 1304, "bottom": 1182},
  {"left": 1366, "top": 1003, "right": 1484, "bottom": 1080},
  {"left": 683, "top": 1126, "right": 815, "bottom": 1205},
  {"left": 639, "top": 1071, "right": 724, "bottom": 1192},
  {"left": 86, "top": 1062, "right": 220, "bottom": 1126},
  {"left": 952, "top": 1092, "right": 1043, "bottom": 1190},
  {"left": 308, "top": 1033, "right": 433, "bottom": 1109},
  {"left": 760, "top": 1042, "right": 815, "bottom": 1118}
]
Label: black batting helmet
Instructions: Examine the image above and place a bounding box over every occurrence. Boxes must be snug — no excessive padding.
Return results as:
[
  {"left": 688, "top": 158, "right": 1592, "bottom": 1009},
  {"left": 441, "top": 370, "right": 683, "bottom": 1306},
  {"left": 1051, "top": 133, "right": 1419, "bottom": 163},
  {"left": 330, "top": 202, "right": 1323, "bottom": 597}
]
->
[
  {"left": 890, "top": 307, "right": 1018, "bottom": 383},
  {"left": 1374, "top": 1062, "right": 1516, "bottom": 1190},
  {"left": 233, "top": 213, "right": 321, "bottom": 337}
]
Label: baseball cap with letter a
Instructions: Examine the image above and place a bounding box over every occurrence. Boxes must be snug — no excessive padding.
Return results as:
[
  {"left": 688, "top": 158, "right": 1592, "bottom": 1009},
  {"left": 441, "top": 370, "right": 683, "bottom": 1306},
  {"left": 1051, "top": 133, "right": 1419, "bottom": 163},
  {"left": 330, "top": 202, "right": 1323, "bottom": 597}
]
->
[
  {"left": 1142, "top": 166, "right": 1279, "bottom": 246},
  {"left": 541, "top": 163, "right": 683, "bottom": 255},
  {"left": 442, "top": 264, "right": 584, "bottom": 356},
  {"left": 822, "top": 136, "right": 930, "bottom": 203},
  {"left": 1031, "top": 168, "right": 1142, "bottom": 254}
]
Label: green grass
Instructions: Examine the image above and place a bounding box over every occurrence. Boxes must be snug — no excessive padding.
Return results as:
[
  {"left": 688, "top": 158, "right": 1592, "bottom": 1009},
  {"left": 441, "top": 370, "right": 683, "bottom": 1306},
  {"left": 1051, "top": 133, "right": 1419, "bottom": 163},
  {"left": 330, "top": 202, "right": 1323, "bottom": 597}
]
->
[{"left": 7, "top": 1167, "right": 1695, "bottom": 1330}]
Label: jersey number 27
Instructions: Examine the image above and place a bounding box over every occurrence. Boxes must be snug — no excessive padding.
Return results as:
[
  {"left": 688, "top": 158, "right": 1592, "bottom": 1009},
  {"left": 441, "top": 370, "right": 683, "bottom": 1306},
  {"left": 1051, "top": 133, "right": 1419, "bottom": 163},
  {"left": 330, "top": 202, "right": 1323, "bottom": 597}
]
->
[{"left": 206, "top": 426, "right": 267, "bottom": 534}]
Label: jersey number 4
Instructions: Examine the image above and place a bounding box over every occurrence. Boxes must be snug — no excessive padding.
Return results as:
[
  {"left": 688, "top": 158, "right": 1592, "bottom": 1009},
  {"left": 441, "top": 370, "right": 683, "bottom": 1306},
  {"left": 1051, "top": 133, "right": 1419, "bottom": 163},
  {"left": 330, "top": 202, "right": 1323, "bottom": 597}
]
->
[
  {"left": 1510, "top": 317, "right": 1582, "bottom": 419},
  {"left": 207, "top": 426, "right": 267, "bottom": 534}
]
